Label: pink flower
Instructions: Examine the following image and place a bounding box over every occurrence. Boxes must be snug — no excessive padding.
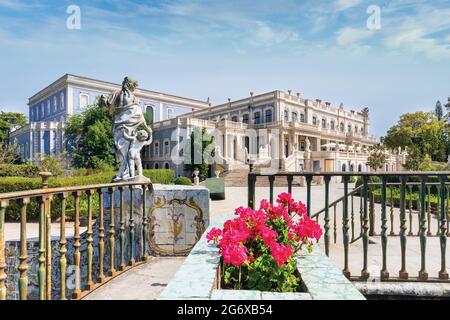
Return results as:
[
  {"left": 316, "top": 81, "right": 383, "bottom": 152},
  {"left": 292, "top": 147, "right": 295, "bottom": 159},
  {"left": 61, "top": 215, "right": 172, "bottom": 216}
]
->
[
  {"left": 269, "top": 242, "right": 293, "bottom": 266},
  {"left": 206, "top": 227, "right": 222, "bottom": 243}
]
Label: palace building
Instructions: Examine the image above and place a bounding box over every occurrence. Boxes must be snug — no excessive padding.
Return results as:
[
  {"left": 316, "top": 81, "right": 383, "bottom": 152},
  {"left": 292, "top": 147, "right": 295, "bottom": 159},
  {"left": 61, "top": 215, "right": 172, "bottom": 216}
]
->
[{"left": 10, "top": 75, "right": 406, "bottom": 177}]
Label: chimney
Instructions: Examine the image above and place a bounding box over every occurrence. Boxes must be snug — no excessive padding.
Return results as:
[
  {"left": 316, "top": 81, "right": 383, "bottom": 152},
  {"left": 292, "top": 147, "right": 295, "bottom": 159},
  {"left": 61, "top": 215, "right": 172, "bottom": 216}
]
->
[
  {"left": 287, "top": 89, "right": 292, "bottom": 95},
  {"left": 325, "top": 102, "right": 331, "bottom": 107},
  {"left": 315, "top": 99, "right": 322, "bottom": 105},
  {"left": 296, "top": 92, "right": 300, "bottom": 97}
]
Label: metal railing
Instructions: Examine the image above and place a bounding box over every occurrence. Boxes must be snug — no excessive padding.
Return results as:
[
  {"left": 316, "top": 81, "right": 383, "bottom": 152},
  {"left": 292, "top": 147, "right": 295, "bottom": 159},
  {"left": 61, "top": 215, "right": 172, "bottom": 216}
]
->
[
  {"left": 0, "top": 180, "right": 153, "bottom": 300},
  {"left": 248, "top": 170, "right": 450, "bottom": 282}
]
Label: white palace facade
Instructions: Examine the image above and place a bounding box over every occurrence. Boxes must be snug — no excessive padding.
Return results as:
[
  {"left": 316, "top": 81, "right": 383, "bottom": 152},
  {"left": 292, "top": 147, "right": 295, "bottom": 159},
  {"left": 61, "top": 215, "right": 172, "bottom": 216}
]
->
[{"left": 9, "top": 75, "right": 406, "bottom": 177}]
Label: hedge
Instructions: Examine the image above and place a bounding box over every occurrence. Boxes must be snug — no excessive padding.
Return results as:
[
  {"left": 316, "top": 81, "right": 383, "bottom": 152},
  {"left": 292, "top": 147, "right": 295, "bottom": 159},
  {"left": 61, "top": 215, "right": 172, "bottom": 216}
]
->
[
  {"left": 0, "top": 163, "right": 40, "bottom": 178},
  {"left": 0, "top": 169, "right": 176, "bottom": 221},
  {"left": 174, "top": 176, "right": 193, "bottom": 186}
]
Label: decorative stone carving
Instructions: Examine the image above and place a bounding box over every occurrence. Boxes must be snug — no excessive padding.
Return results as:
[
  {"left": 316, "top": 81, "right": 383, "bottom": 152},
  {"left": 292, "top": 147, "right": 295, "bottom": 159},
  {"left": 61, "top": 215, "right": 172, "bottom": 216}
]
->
[
  {"left": 100, "top": 77, "right": 152, "bottom": 183},
  {"left": 193, "top": 168, "right": 200, "bottom": 185}
]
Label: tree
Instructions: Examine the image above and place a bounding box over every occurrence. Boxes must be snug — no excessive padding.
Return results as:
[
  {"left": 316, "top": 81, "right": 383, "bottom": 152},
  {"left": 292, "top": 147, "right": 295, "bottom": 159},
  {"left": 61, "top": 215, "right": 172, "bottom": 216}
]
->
[
  {"left": 65, "top": 103, "right": 115, "bottom": 168},
  {"left": 435, "top": 101, "right": 443, "bottom": 120},
  {"left": 366, "top": 144, "right": 387, "bottom": 171},
  {"left": 404, "top": 146, "right": 422, "bottom": 171},
  {"left": 0, "top": 112, "right": 27, "bottom": 145},
  {"left": 184, "top": 127, "right": 215, "bottom": 180},
  {"left": 384, "top": 111, "right": 447, "bottom": 162}
]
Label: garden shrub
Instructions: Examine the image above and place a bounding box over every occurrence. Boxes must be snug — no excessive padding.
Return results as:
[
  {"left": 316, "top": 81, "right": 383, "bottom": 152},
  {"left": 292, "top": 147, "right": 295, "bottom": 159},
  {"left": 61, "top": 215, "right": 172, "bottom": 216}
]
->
[
  {"left": 174, "top": 176, "right": 192, "bottom": 185},
  {"left": 143, "top": 169, "right": 174, "bottom": 184},
  {"left": 0, "top": 164, "right": 40, "bottom": 178}
]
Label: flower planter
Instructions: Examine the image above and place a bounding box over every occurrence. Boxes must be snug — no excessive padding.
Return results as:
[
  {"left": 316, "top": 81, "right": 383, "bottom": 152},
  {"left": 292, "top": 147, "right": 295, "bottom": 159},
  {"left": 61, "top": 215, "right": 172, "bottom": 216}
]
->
[{"left": 160, "top": 216, "right": 365, "bottom": 300}]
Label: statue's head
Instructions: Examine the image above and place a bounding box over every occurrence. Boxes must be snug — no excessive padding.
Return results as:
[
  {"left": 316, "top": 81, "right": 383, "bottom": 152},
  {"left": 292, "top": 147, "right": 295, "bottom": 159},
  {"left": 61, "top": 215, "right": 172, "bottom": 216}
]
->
[
  {"left": 122, "top": 77, "right": 138, "bottom": 92},
  {"left": 136, "top": 130, "right": 149, "bottom": 142}
]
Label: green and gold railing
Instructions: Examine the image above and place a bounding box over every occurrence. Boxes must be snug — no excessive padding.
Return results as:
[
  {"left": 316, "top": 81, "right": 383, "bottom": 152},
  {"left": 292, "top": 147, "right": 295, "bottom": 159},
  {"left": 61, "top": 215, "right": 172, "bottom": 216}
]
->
[
  {"left": 248, "top": 170, "right": 450, "bottom": 281},
  {"left": 0, "top": 181, "right": 153, "bottom": 300}
]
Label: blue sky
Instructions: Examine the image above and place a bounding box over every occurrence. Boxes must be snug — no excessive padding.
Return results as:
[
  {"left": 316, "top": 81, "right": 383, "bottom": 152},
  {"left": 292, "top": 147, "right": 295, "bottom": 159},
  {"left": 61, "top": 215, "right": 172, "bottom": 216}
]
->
[{"left": 0, "top": 0, "right": 449, "bottom": 137}]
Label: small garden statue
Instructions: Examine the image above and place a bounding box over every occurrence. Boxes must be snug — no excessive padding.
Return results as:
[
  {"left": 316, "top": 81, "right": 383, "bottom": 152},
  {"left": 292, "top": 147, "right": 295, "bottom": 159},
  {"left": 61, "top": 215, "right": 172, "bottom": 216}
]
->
[{"left": 193, "top": 168, "right": 200, "bottom": 185}]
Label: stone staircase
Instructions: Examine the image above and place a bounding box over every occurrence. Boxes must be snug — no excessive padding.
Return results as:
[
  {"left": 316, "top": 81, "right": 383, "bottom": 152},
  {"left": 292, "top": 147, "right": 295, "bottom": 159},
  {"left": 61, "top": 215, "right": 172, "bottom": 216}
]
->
[{"left": 221, "top": 167, "right": 308, "bottom": 187}]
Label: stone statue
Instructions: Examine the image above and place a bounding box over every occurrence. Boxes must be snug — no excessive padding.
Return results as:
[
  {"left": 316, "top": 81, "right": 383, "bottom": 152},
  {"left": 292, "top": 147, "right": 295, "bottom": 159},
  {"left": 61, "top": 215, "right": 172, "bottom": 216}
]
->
[
  {"left": 193, "top": 168, "right": 200, "bottom": 185},
  {"left": 100, "top": 77, "right": 152, "bottom": 182},
  {"left": 305, "top": 137, "right": 311, "bottom": 152}
]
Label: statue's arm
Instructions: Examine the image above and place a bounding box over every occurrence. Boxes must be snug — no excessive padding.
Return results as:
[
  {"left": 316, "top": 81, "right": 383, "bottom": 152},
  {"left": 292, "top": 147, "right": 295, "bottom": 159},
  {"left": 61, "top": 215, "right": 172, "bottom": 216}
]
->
[{"left": 122, "top": 130, "right": 134, "bottom": 141}]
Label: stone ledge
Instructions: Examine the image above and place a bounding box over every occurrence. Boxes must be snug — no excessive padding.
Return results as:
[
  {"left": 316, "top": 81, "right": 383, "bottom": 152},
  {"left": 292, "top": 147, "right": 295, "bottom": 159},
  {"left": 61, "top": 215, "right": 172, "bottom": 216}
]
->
[{"left": 354, "top": 282, "right": 450, "bottom": 298}]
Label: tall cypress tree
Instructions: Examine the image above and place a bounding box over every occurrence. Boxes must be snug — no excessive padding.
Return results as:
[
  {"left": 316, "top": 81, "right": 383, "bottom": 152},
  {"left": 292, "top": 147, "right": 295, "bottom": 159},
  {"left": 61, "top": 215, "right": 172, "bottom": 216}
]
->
[{"left": 435, "top": 100, "right": 443, "bottom": 120}]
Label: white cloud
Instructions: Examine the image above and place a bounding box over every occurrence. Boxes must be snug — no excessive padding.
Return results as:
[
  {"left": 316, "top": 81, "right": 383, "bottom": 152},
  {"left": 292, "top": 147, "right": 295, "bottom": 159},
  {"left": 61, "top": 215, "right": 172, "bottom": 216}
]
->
[
  {"left": 335, "top": 0, "right": 362, "bottom": 11},
  {"left": 336, "top": 27, "right": 374, "bottom": 46}
]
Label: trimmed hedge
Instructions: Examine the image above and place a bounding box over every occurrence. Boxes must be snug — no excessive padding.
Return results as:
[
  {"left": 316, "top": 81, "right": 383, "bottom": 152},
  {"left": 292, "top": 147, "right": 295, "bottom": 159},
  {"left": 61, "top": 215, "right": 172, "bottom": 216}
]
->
[
  {"left": 0, "top": 164, "right": 40, "bottom": 178},
  {"left": 0, "top": 169, "right": 176, "bottom": 221},
  {"left": 174, "top": 176, "right": 193, "bottom": 186}
]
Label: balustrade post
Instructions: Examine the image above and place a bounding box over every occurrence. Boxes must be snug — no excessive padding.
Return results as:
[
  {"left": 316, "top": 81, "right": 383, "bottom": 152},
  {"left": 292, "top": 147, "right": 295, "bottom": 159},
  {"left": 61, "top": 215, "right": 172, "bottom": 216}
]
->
[
  {"left": 129, "top": 185, "right": 136, "bottom": 266},
  {"left": 351, "top": 193, "right": 355, "bottom": 242},
  {"left": 389, "top": 185, "right": 395, "bottom": 236},
  {"left": 439, "top": 175, "right": 448, "bottom": 280},
  {"left": 45, "top": 195, "right": 52, "bottom": 300},
  {"left": 18, "top": 198, "right": 30, "bottom": 300},
  {"left": 399, "top": 176, "right": 408, "bottom": 279},
  {"left": 436, "top": 185, "right": 441, "bottom": 236},
  {"left": 306, "top": 175, "right": 312, "bottom": 217},
  {"left": 108, "top": 187, "right": 116, "bottom": 276},
  {"left": 268, "top": 176, "right": 274, "bottom": 204},
  {"left": 342, "top": 176, "right": 350, "bottom": 278},
  {"left": 119, "top": 186, "right": 126, "bottom": 271},
  {"left": 86, "top": 190, "right": 94, "bottom": 290},
  {"left": 419, "top": 176, "right": 428, "bottom": 280},
  {"left": 369, "top": 187, "right": 375, "bottom": 236},
  {"left": 324, "top": 176, "right": 331, "bottom": 256},
  {"left": 38, "top": 196, "right": 46, "bottom": 300},
  {"left": 72, "top": 191, "right": 82, "bottom": 299},
  {"left": 97, "top": 189, "right": 105, "bottom": 283},
  {"left": 361, "top": 176, "right": 369, "bottom": 279},
  {"left": 248, "top": 174, "right": 256, "bottom": 209},
  {"left": 408, "top": 185, "right": 413, "bottom": 236},
  {"left": 59, "top": 193, "right": 68, "bottom": 300},
  {"left": 380, "top": 177, "right": 389, "bottom": 280},
  {"left": 427, "top": 186, "right": 432, "bottom": 236},
  {"left": 142, "top": 185, "right": 149, "bottom": 261},
  {"left": 333, "top": 204, "right": 337, "bottom": 244},
  {"left": 0, "top": 200, "right": 9, "bottom": 300}
]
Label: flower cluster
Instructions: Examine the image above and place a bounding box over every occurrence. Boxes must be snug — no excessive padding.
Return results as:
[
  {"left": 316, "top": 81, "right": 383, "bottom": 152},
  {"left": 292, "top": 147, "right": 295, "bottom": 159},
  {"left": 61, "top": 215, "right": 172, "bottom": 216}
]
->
[{"left": 207, "top": 193, "right": 323, "bottom": 269}]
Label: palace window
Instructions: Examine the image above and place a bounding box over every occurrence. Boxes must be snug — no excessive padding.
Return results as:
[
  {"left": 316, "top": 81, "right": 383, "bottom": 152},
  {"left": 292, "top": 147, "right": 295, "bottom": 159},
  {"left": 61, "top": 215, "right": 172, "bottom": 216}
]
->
[
  {"left": 46, "top": 100, "right": 50, "bottom": 115},
  {"left": 164, "top": 140, "right": 170, "bottom": 156},
  {"left": 292, "top": 112, "right": 298, "bottom": 122},
  {"left": 242, "top": 113, "right": 249, "bottom": 124},
  {"left": 154, "top": 141, "right": 160, "bottom": 157},
  {"left": 355, "top": 126, "right": 358, "bottom": 133},
  {"left": 284, "top": 110, "right": 289, "bottom": 121},
  {"left": 347, "top": 124, "right": 352, "bottom": 133},
  {"left": 167, "top": 108, "right": 174, "bottom": 119},
  {"left": 330, "top": 120, "right": 335, "bottom": 130},
  {"left": 265, "top": 109, "right": 273, "bottom": 123},
  {"left": 321, "top": 119, "right": 326, "bottom": 129},
  {"left": 340, "top": 122, "right": 345, "bottom": 132},
  {"left": 146, "top": 105, "right": 154, "bottom": 124},
  {"left": 254, "top": 112, "right": 261, "bottom": 124},
  {"left": 312, "top": 116, "right": 317, "bottom": 125},
  {"left": 79, "top": 94, "right": 89, "bottom": 109},
  {"left": 60, "top": 93, "right": 65, "bottom": 110},
  {"left": 164, "top": 162, "right": 170, "bottom": 169},
  {"left": 231, "top": 115, "right": 238, "bottom": 122},
  {"left": 40, "top": 103, "right": 44, "bottom": 119},
  {"left": 300, "top": 113, "right": 305, "bottom": 123},
  {"left": 53, "top": 96, "right": 57, "bottom": 112},
  {"left": 154, "top": 163, "right": 159, "bottom": 169}
]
